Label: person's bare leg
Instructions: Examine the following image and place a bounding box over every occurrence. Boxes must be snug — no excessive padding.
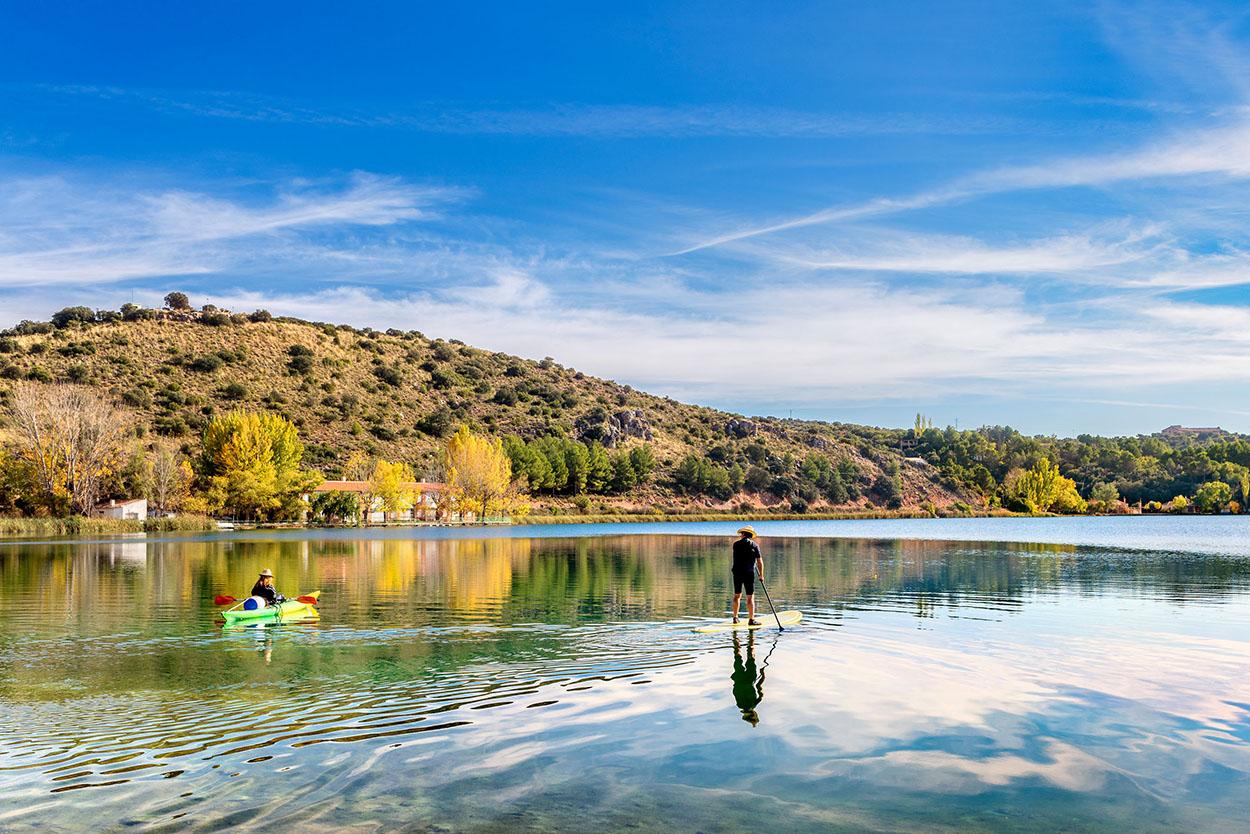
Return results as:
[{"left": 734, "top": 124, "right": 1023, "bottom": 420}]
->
[
  {"left": 732, "top": 592, "right": 742, "bottom": 622},
  {"left": 747, "top": 594, "right": 756, "bottom": 622}
]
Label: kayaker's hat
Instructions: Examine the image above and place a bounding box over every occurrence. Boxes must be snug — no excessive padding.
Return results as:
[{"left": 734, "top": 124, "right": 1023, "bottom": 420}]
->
[
  {"left": 258, "top": 568, "right": 274, "bottom": 578},
  {"left": 738, "top": 526, "right": 756, "bottom": 538}
]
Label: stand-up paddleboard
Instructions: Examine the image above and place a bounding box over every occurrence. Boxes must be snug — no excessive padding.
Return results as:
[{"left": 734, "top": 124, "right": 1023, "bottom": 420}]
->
[{"left": 694, "top": 610, "right": 802, "bottom": 633}]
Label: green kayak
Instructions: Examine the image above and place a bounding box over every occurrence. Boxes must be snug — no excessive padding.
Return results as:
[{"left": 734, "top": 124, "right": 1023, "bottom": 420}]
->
[{"left": 221, "top": 590, "right": 320, "bottom": 623}]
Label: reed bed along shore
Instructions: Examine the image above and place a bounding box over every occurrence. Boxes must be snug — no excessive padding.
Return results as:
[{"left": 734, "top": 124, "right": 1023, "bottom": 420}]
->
[
  {"left": 520, "top": 508, "right": 1018, "bottom": 525},
  {"left": 0, "top": 515, "right": 216, "bottom": 537}
]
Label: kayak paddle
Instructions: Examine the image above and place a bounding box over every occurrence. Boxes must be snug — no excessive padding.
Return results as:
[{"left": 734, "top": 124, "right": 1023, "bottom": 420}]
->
[{"left": 213, "top": 594, "right": 319, "bottom": 606}]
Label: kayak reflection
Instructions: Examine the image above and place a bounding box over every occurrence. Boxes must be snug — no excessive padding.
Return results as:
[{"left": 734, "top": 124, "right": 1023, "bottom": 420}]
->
[{"left": 730, "top": 631, "right": 777, "bottom": 727}]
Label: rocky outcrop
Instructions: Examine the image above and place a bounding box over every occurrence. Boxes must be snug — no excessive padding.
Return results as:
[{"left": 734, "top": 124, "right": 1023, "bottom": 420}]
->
[
  {"left": 725, "top": 418, "right": 758, "bottom": 438},
  {"left": 576, "top": 409, "right": 653, "bottom": 448}
]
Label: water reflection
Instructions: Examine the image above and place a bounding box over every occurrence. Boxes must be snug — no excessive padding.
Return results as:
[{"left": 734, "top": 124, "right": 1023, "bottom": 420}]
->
[
  {"left": 1, "top": 533, "right": 1250, "bottom": 832},
  {"left": 729, "top": 631, "right": 774, "bottom": 727}
]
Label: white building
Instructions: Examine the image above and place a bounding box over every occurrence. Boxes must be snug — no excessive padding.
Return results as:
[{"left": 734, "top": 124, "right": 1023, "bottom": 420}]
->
[{"left": 94, "top": 498, "right": 148, "bottom": 520}]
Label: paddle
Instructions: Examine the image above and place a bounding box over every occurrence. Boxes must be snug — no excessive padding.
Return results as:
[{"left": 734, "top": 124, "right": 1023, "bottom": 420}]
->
[
  {"left": 213, "top": 594, "right": 318, "bottom": 606},
  {"left": 756, "top": 570, "right": 784, "bottom": 631}
]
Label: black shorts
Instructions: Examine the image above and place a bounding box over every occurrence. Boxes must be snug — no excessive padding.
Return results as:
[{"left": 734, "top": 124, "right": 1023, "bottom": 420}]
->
[{"left": 733, "top": 570, "right": 755, "bottom": 595}]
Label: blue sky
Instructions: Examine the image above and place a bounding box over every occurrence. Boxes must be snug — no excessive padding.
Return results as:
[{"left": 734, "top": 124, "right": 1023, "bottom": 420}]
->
[{"left": 4, "top": 1, "right": 1250, "bottom": 435}]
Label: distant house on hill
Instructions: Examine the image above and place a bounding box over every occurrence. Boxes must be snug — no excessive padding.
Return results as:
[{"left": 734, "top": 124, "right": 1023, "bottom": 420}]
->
[
  {"left": 308, "top": 480, "right": 447, "bottom": 523},
  {"left": 93, "top": 498, "right": 148, "bottom": 520},
  {"left": 1160, "top": 425, "right": 1228, "bottom": 440}
]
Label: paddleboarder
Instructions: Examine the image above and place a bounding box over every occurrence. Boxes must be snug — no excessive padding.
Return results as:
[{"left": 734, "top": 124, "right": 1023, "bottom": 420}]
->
[
  {"left": 731, "top": 526, "right": 764, "bottom": 625},
  {"left": 250, "top": 569, "right": 286, "bottom": 608}
]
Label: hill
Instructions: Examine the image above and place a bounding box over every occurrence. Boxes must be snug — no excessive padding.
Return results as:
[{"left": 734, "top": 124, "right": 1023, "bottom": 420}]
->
[{"left": 0, "top": 303, "right": 973, "bottom": 516}]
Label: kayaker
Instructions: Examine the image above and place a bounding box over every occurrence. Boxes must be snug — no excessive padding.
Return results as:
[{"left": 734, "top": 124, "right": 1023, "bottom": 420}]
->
[
  {"left": 250, "top": 569, "right": 286, "bottom": 607},
  {"left": 731, "top": 526, "right": 764, "bottom": 626}
]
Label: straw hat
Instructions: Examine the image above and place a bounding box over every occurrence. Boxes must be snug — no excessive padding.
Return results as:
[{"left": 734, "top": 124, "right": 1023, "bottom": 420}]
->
[
  {"left": 737, "top": 526, "right": 756, "bottom": 538},
  {"left": 258, "top": 568, "right": 274, "bottom": 578}
]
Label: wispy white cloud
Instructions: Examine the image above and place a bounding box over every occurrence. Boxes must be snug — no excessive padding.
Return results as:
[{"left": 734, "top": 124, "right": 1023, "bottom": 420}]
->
[
  {"left": 4, "top": 165, "right": 1250, "bottom": 413},
  {"left": 0, "top": 173, "right": 459, "bottom": 286},
  {"left": 26, "top": 84, "right": 1038, "bottom": 139},
  {"left": 769, "top": 225, "right": 1167, "bottom": 276},
  {"left": 669, "top": 120, "right": 1250, "bottom": 255}
]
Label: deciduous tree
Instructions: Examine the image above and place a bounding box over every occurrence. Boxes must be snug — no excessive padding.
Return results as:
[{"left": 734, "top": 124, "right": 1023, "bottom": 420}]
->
[
  {"left": 1004, "top": 458, "right": 1086, "bottom": 514},
  {"left": 370, "top": 459, "right": 416, "bottom": 522},
  {"left": 1194, "top": 480, "right": 1232, "bottom": 513},
  {"left": 3, "top": 383, "right": 129, "bottom": 514},
  {"left": 147, "top": 444, "right": 193, "bottom": 514},
  {"left": 445, "top": 426, "right": 519, "bottom": 520},
  {"left": 199, "top": 411, "right": 319, "bottom": 519}
]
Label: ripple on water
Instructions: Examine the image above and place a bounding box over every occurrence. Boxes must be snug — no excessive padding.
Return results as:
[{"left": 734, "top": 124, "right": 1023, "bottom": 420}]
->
[
  {"left": 0, "top": 620, "right": 710, "bottom": 802},
  {"left": 4, "top": 531, "right": 1250, "bottom": 832}
]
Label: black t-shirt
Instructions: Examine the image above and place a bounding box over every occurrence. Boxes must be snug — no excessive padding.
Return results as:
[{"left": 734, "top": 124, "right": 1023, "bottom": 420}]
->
[
  {"left": 732, "top": 538, "right": 761, "bottom": 573},
  {"left": 251, "top": 582, "right": 278, "bottom": 604}
]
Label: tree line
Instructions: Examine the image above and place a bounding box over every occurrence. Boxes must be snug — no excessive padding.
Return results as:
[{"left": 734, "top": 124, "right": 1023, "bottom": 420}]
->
[
  {"left": 0, "top": 383, "right": 543, "bottom": 523},
  {"left": 502, "top": 436, "right": 656, "bottom": 495},
  {"left": 903, "top": 422, "right": 1250, "bottom": 513}
]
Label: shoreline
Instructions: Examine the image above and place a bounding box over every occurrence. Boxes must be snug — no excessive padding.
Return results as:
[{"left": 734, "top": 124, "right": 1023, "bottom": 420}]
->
[{"left": 1, "top": 507, "right": 1210, "bottom": 541}]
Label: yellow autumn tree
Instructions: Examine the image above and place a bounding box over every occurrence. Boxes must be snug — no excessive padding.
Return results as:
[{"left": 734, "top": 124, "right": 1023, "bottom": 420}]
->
[
  {"left": 369, "top": 459, "right": 417, "bottom": 522},
  {"left": 444, "top": 425, "right": 525, "bottom": 521},
  {"left": 200, "top": 411, "right": 320, "bottom": 519},
  {"left": 1003, "top": 457, "right": 1086, "bottom": 514}
]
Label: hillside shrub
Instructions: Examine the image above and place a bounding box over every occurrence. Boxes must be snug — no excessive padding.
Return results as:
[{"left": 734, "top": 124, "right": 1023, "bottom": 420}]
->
[
  {"left": 57, "top": 342, "right": 95, "bottom": 357},
  {"left": 429, "top": 368, "right": 460, "bottom": 390},
  {"left": 12, "top": 321, "right": 53, "bottom": 335},
  {"left": 219, "top": 382, "right": 248, "bottom": 401},
  {"left": 121, "top": 389, "right": 151, "bottom": 408},
  {"left": 153, "top": 415, "right": 189, "bottom": 436},
  {"left": 410, "top": 408, "right": 451, "bottom": 437},
  {"left": 188, "top": 354, "right": 223, "bottom": 373},
  {"left": 373, "top": 366, "right": 402, "bottom": 387},
  {"left": 120, "top": 303, "right": 155, "bottom": 321},
  {"left": 51, "top": 306, "right": 96, "bottom": 328},
  {"left": 369, "top": 425, "right": 397, "bottom": 442},
  {"left": 287, "top": 354, "right": 314, "bottom": 375},
  {"left": 199, "top": 311, "right": 231, "bottom": 326}
]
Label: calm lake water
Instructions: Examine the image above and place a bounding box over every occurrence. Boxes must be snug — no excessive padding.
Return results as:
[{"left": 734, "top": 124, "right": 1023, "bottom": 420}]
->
[{"left": 2, "top": 517, "right": 1250, "bottom": 832}]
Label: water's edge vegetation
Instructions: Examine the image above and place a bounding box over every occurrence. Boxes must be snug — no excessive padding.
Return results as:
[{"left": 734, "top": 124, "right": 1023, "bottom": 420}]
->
[{"left": 0, "top": 514, "right": 215, "bottom": 537}]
